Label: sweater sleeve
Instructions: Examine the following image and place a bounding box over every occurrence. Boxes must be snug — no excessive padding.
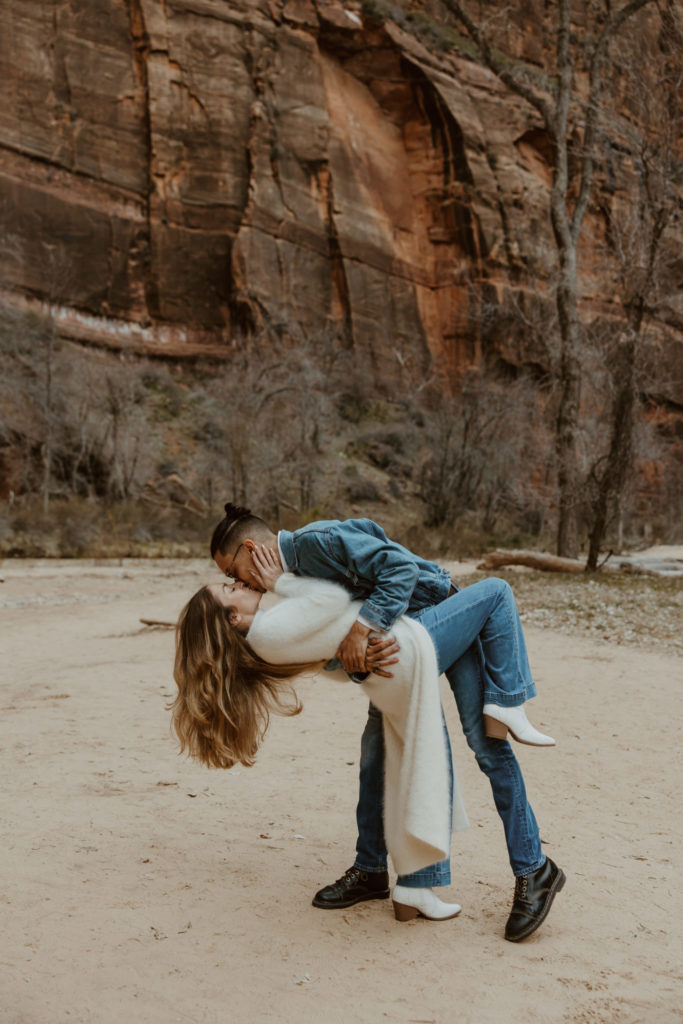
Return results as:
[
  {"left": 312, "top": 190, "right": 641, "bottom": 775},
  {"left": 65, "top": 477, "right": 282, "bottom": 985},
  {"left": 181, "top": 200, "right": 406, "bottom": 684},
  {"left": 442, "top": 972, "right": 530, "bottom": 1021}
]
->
[{"left": 247, "top": 574, "right": 355, "bottom": 664}]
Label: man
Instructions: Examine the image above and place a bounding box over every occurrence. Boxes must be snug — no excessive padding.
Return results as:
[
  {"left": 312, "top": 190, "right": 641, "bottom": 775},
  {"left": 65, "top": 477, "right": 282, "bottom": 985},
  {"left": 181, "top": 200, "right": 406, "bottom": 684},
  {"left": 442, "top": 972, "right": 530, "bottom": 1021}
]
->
[{"left": 211, "top": 503, "right": 566, "bottom": 942}]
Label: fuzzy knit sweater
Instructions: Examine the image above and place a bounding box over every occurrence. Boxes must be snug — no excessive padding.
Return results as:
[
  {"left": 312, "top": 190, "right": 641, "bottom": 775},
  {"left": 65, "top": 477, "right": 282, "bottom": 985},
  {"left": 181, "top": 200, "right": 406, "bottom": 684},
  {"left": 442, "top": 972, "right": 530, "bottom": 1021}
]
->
[{"left": 247, "top": 574, "right": 468, "bottom": 876}]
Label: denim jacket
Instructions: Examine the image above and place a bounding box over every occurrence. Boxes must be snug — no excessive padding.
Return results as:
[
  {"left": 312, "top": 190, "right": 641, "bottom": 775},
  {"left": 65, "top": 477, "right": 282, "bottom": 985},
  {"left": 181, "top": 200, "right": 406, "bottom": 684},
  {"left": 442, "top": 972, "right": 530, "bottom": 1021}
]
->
[{"left": 278, "top": 518, "right": 452, "bottom": 632}]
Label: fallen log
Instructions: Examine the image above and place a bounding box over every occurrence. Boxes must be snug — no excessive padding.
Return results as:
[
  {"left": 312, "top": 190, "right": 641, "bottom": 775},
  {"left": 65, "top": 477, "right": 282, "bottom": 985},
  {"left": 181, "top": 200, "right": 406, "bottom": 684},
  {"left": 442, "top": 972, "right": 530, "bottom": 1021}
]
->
[
  {"left": 477, "top": 549, "right": 678, "bottom": 576},
  {"left": 477, "top": 550, "right": 586, "bottom": 573},
  {"left": 140, "top": 618, "right": 175, "bottom": 629}
]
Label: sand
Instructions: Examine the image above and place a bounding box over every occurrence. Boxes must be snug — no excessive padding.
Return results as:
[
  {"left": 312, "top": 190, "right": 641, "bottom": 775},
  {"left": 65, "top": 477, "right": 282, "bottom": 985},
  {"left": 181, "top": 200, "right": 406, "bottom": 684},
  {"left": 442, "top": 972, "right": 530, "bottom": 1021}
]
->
[{"left": 1, "top": 558, "right": 681, "bottom": 1024}]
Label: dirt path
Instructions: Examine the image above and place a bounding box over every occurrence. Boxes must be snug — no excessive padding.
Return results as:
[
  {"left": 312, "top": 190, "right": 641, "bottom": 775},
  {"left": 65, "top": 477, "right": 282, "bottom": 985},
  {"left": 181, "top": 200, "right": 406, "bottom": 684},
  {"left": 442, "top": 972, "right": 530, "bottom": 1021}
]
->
[{"left": 1, "top": 559, "right": 680, "bottom": 1023}]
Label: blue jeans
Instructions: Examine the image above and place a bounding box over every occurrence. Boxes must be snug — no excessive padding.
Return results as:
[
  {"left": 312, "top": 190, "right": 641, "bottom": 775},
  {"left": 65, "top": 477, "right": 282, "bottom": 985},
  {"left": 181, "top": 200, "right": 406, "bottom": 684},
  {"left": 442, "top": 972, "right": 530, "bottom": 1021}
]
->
[{"left": 353, "top": 578, "right": 545, "bottom": 884}]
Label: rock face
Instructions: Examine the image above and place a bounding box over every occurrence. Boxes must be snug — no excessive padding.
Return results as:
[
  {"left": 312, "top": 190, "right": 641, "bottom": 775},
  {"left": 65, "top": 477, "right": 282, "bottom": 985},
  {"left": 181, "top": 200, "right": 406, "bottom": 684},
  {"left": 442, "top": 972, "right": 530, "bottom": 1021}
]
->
[{"left": 0, "top": 0, "right": 680, "bottom": 400}]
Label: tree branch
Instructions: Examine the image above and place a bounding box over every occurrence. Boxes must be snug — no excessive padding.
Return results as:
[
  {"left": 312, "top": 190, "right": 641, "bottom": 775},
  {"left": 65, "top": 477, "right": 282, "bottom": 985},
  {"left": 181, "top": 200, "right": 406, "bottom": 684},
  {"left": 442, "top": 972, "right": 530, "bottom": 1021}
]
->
[
  {"left": 440, "top": 0, "right": 554, "bottom": 124},
  {"left": 571, "top": 0, "right": 658, "bottom": 241}
]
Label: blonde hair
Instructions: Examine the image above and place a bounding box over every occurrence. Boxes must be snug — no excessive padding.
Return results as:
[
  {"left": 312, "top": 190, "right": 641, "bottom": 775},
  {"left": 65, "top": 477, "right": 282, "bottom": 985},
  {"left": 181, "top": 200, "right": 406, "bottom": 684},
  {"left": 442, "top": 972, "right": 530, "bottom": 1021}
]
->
[{"left": 170, "top": 587, "right": 315, "bottom": 769}]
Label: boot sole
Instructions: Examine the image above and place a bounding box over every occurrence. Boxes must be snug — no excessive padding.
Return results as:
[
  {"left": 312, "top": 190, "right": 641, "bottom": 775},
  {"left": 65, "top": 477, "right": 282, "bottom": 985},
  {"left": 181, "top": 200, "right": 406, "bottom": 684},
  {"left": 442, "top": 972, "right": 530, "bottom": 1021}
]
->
[
  {"left": 505, "top": 869, "right": 566, "bottom": 942},
  {"left": 393, "top": 900, "right": 462, "bottom": 922},
  {"left": 311, "top": 889, "right": 390, "bottom": 910},
  {"left": 484, "top": 715, "right": 555, "bottom": 746}
]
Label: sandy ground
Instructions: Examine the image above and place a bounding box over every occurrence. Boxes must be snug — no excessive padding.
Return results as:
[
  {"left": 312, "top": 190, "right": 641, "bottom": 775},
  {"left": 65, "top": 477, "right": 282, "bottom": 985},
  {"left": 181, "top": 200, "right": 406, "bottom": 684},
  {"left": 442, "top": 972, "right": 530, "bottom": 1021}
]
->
[{"left": 1, "top": 558, "right": 681, "bottom": 1024}]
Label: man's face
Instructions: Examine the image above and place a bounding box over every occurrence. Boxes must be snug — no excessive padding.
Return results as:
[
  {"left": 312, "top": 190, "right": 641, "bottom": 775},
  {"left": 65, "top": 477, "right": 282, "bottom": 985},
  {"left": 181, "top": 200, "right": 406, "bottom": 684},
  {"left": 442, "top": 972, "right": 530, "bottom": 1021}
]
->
[{"left": 214, "top": 538, "right": 262, "bottom": 589}]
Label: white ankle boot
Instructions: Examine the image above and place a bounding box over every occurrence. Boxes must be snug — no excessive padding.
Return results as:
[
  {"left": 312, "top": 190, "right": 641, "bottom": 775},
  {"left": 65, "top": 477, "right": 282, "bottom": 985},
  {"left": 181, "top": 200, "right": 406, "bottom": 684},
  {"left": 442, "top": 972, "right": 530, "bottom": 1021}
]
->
[
  {"left": 483, "top": 704, "right": 555, "bottom": 746},
  {"left": 392, "top": 885, "right": 462, "bottom": 922}
]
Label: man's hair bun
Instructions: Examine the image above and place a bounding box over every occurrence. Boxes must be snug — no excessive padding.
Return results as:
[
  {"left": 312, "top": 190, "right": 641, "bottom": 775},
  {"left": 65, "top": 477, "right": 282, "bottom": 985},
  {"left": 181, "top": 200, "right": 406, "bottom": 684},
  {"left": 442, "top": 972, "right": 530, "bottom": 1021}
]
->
[{"left": 223, "top": 502, "right": 251, "bottom": 521}]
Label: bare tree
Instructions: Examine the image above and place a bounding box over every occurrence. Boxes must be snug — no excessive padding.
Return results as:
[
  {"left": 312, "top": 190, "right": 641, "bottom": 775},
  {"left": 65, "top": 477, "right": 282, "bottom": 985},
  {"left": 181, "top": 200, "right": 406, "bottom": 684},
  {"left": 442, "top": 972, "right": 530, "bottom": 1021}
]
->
[
  {"left": 31, "top": 244, "right": 76, "bottom": 511},
  {"left": 440, "top": 0, "right": 658, "bottom": 556},
  {"left": 0, "top": 233, "right": 75, "bottom": 510},
  {"left": 584, "top": 15, "right": 682, "bottom": 568},
  {"left": 191, "top": 327, "right": 370, "bottom": 521},
  {"left": 416, "top": 369, "right": 553, "bottom": 532},
  {"left": 0, "top": 307, "right": 63, "bottom": 502},
  {"left": 0, "top": 234, "right": 47, "bottom": 498},
  {"left": 195, "top": 342, "right": 309, "bottom": 514}
]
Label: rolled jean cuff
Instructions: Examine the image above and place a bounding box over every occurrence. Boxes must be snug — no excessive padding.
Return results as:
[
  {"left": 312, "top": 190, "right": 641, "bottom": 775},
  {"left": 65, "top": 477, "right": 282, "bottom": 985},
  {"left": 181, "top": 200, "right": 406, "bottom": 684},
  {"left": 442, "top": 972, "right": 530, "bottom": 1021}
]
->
[
  {"left": 483, "top": 681, "right": 537, "bottom": 707},
  {"left": 354, "top": 860, "right": 388, "bottom": 874},
  {"left": 513, "top": 854, "right": 547, "bottom": 877},
  {"left": 396, "top": 868, "right": 451, "bottom": 888}
]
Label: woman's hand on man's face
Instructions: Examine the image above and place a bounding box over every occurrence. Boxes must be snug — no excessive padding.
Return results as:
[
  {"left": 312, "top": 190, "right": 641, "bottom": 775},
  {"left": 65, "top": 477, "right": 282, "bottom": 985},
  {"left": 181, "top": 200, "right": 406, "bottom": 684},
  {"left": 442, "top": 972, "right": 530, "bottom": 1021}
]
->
[{"left": 248, "top": 542, "right": 283, "bottom": 591}]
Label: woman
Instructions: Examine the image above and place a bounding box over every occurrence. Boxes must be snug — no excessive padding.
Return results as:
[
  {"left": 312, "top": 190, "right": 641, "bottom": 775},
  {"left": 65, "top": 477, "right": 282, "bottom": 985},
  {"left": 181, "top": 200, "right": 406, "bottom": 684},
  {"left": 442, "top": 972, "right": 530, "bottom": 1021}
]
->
[{"left": 172, "top": 544, "right": 468, "bottom": 922}]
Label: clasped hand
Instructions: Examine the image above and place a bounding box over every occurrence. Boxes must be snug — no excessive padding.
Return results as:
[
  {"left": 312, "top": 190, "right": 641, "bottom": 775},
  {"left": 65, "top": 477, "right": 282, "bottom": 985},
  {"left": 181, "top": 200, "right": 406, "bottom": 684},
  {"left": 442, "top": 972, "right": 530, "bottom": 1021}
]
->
[{"left": 336, "top": 621, "right": 399, "bottom": 678}]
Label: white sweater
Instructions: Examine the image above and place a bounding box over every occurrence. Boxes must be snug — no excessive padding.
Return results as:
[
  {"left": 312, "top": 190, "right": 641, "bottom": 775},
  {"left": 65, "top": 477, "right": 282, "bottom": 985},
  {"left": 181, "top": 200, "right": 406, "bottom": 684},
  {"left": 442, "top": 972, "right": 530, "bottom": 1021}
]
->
[{"left": 247, "top": 574, "right": 468, "bottom": 876}]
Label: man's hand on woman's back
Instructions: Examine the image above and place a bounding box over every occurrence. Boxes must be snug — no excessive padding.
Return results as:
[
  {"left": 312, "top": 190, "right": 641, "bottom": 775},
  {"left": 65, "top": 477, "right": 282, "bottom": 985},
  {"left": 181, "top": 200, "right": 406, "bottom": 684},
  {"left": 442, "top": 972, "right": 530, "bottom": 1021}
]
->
[{"left": 336, "top": 619, "right": 371, "bottom": 674}]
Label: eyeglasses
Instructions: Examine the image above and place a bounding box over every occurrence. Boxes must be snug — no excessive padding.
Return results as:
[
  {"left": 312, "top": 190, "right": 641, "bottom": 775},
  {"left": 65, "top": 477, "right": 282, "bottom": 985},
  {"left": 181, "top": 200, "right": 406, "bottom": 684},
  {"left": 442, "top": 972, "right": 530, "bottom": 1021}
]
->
[{"left": 224, "top": 542, "right": 244, "bottom": 580}]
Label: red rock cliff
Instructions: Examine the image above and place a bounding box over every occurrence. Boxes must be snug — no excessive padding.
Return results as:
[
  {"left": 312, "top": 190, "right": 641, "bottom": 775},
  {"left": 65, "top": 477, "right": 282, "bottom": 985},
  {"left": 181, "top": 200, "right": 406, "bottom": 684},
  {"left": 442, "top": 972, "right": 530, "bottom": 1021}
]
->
[{"left": 0, "top": 0, "right": 680, "bottom": 403}]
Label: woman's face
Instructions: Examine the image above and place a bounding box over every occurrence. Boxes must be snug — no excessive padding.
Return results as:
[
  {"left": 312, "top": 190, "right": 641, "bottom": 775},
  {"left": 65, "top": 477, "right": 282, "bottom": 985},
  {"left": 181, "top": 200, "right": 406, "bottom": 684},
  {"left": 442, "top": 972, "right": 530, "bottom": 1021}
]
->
[{"left": 206, "top": 580, "right": 262, "bottom": 617}]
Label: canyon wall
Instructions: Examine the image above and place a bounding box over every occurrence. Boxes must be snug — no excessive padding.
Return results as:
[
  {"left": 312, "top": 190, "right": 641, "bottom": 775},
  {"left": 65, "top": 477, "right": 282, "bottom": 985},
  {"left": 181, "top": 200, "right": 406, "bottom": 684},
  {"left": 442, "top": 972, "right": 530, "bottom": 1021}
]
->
[{"left": 0, "top": 0, "right": 680, "bottom": 404}]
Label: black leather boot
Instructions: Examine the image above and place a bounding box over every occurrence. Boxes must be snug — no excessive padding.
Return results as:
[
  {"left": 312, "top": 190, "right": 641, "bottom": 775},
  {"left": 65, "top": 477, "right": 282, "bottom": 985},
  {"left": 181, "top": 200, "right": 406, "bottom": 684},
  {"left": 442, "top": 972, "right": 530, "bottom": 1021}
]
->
[
  {"left": 312, "top": 866, "right": 390, "bottom": 909},
  {"left": 505, "top": 857, "right": 566, "bottom": 942}
]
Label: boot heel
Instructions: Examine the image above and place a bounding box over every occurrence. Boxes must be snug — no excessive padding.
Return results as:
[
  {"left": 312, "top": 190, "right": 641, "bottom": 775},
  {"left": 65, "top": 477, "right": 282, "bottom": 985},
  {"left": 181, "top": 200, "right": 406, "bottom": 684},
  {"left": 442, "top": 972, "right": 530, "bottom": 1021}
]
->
[
  {"left": 484, "top": 714, "right": 509, "bottom": 740},
  {"left": 393, "top": 900, "right": 420, "bottom": 922}
]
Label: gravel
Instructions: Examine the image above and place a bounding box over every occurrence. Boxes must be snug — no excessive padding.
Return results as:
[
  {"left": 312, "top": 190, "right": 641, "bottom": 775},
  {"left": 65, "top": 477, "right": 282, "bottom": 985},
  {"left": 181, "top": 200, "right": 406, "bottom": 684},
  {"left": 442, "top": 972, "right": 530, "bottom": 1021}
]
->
[{"left": 457, "top": 569, "right": 682, "bottom": 656}]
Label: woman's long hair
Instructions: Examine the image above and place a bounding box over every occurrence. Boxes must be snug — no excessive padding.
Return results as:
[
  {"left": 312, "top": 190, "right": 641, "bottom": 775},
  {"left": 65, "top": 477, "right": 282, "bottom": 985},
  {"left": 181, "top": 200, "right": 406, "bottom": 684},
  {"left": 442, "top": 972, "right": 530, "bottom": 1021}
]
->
[{"left": 170, "top": 587, "right": 316, "bottom": 769}]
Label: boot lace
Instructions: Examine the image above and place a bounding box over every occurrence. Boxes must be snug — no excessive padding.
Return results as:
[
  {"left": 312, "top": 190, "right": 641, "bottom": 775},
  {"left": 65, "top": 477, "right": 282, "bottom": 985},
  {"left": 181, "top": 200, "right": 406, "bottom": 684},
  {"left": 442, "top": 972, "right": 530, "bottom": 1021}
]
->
[
  {"left": 514, "top": 874, "right": 529, "bottom": 902},
  {"left": 332, "top": 867, "right": 361, "bottom": 893}
]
